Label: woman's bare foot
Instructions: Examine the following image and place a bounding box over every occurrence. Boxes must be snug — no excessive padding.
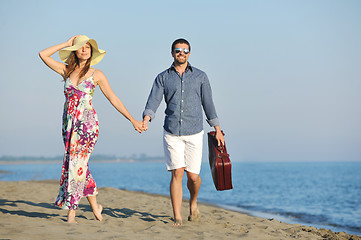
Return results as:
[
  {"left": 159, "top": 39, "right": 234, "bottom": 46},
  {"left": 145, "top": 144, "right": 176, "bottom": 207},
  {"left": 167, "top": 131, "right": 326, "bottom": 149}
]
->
[
  {"left": 93, "top": 204, "right": 103, "bottom": 221},
  {"left": 67, "top": 209, "right": 77, "bottom": 223}
]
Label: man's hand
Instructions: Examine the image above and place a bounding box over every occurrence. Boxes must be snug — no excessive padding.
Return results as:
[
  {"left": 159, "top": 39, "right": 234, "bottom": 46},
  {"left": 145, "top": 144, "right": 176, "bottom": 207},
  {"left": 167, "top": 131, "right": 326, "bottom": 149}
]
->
[
  {"left": 142, "top": 115, "right": 151, "bottom": 132},
  {"left": 214, "top": 126, "right": 225, "bottom": 146}
]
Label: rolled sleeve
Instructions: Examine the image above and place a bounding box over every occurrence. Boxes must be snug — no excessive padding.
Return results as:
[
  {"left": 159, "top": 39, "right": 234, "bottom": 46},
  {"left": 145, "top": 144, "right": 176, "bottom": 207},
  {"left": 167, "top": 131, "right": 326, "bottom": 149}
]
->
[
  {"left": 143, "top": 109, "right": 155, "bottom": 120},
  {"left": 206, "top": 117, "right": 220, "bottom": 127}
]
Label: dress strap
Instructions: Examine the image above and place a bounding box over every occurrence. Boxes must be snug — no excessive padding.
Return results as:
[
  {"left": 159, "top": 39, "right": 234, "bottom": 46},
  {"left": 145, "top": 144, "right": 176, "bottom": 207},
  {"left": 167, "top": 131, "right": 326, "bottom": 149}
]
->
[{"left": 91, "top": 69, "right": 96, "bottom": 76}]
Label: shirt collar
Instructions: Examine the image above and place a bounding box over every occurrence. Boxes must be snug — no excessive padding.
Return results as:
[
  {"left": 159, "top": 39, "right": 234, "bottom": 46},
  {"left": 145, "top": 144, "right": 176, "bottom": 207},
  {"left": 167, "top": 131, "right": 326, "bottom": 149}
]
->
[{"left": 169, "top": 62, "right": 193, "bottom": 73}]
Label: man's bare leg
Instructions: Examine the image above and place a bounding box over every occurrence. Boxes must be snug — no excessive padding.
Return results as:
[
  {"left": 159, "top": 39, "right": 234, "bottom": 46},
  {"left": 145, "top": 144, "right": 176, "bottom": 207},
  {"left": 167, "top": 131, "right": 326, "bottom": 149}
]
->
[
  {"left": 87, "top": 195, "right": 103, "bottom": 221},
  {"left": 170, "top": 168, "right": 185, "bottom": 225},
  {"left": 187, "top": 171, "right": 201, "bottom": 221}
]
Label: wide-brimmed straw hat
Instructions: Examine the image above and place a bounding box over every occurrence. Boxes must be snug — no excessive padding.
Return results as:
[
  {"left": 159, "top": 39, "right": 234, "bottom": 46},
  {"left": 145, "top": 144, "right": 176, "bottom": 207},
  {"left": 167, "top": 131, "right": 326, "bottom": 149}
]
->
[{"left": 59, "top": 35, "right": 105, "bottom": 66}]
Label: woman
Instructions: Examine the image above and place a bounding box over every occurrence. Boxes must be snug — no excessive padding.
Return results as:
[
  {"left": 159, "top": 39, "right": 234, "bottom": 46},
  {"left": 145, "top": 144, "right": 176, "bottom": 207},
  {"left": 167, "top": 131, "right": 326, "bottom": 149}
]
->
[{"left": 39, "top": 35, "right": 144, "bottom": 223}]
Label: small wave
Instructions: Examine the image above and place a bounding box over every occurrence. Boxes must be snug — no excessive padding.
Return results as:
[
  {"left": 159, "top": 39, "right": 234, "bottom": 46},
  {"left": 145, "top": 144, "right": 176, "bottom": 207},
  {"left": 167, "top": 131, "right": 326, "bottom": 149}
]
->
[{"left": 215, "top": 203, "right": 361, "bottom": 236}]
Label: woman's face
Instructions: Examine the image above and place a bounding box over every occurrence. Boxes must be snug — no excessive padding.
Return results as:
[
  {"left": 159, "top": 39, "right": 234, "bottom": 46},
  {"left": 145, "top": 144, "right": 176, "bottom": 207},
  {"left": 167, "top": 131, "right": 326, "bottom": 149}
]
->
[{"left": 75, "top": 42, "right": 92, "bottom": 61}]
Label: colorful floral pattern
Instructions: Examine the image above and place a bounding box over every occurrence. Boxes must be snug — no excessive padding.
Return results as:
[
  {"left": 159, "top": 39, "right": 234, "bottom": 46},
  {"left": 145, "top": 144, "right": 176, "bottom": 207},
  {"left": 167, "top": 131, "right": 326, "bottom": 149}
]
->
[{"left": 55, "top": 72, "right": 99, "bottom": 210}]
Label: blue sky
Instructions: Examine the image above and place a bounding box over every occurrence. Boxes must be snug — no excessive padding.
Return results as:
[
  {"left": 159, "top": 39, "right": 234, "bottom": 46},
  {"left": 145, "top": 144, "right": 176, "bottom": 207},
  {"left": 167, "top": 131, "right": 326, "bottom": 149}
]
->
[{"left": 0, "top": 0, "right": 360, "bottom": 162}]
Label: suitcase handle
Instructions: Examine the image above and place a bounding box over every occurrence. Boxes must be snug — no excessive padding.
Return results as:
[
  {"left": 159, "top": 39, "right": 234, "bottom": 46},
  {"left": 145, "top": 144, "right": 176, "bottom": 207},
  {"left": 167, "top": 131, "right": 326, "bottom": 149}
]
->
[
  {"left": 217, "top": 153, "right": 230, "bottom": 158},
  {"left": 216, "top": 144, "right": 225, "bottom": 153}
]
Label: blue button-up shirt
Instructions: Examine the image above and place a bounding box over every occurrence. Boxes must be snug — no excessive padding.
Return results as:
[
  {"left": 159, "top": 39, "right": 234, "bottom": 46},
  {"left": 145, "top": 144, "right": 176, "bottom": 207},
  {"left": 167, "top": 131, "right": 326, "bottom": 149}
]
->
[{"left": 143, "top": 63, "right": 219, "bottom": 136}]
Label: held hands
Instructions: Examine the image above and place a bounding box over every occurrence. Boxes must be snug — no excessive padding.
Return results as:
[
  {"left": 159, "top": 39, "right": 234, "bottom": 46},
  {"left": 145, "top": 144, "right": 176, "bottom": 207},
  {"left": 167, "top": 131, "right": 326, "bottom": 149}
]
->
[
  {"left": 132, "top": 115, "right": 150, "bottom": 133},
  {"left": 142, "top": 120, "right": 149, "bottom": 132},
  {"left": 132, "top": 120, "right": 147, "bottom": 133},
  {"left": 142, "top": 115, "right": 150, "bottom": 132}
]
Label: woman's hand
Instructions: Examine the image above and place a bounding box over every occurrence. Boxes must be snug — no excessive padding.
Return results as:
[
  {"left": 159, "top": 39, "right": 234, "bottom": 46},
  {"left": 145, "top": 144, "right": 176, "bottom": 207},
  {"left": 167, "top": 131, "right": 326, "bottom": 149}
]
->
[
  {"left": 39, "top": 36, "right": 82, "bottom": 75},
  {"left": 132, "top": 120, "right": 145, "bottom": 133},
  {"left": 66, "top": 35, "right": 81, "bottom": 47}
]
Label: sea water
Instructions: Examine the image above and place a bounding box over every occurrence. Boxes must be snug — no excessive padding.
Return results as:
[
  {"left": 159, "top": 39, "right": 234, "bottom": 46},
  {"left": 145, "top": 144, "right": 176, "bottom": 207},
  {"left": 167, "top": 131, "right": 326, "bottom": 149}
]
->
[{"left": 1, "top": 161, "right": 360, "bottom": 235}]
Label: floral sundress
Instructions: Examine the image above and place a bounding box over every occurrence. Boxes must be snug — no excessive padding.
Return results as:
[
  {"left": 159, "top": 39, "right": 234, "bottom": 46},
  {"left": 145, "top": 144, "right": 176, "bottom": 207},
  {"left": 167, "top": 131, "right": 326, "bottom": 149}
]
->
[{"left": 55, "top": 70, "right": 99, "bottom": 210}]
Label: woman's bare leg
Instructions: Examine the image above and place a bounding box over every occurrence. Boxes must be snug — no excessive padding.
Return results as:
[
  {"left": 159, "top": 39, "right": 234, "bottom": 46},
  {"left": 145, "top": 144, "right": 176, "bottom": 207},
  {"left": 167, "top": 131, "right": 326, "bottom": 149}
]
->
[
  {"left": 87, "top": 195, "right": 103, "bottom": 221},
  {"left": 67, "top": 209, "right": 77, "bottom": 223}
]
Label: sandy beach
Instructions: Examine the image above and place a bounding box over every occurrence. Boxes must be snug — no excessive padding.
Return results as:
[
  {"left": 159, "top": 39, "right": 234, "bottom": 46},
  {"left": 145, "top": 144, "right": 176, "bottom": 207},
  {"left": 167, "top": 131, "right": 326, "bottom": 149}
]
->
[{"left": 0, "top": 180, "right": 359, "bottom": 240}]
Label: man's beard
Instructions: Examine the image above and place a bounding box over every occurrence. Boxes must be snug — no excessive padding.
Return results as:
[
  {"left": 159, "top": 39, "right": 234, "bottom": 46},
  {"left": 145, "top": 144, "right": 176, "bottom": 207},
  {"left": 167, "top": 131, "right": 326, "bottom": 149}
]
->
[{"left": 175, "top": 57, "right": 187, "bottom": 65}]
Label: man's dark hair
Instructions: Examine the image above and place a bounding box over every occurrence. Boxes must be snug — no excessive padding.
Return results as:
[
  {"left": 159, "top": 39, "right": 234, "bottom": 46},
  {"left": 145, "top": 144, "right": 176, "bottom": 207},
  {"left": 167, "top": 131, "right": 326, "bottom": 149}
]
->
[{"left": 171, "top": 38, "right": 191, "bottom": 52}]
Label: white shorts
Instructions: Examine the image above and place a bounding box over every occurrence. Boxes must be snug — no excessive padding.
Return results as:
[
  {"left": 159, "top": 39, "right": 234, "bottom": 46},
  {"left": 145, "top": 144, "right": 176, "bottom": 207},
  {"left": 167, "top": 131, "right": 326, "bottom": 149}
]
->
[{"left": 163, "top": 130, "right": 204, "bottom": 174}]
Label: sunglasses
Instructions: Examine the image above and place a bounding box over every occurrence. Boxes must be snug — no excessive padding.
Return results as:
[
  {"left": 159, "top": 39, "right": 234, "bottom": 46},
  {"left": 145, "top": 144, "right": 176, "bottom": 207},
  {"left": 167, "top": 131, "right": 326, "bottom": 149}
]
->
[{"left": 174, "top": 48, "right": 190, "bottom": 54}]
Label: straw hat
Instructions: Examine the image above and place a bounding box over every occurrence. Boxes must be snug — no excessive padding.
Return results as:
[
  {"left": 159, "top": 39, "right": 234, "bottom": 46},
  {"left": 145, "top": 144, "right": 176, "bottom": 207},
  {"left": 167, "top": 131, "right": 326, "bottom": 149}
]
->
[{"left": 59, "top": 35, "right": 105, "bottom": 66}]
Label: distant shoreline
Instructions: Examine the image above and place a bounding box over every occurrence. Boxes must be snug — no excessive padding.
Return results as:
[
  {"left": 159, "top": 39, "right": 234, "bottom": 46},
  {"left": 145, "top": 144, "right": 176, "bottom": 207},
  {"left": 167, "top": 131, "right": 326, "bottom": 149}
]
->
[
  {"left": 0, "top": 159, "right": 164, "bottom": 165},
  {"left": 0, "top": 154, "right": 165, "bottom": 165}
]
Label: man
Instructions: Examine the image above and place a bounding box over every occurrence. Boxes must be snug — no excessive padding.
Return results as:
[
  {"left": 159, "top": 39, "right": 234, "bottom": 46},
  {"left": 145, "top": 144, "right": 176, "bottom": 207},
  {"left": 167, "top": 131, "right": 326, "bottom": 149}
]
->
[{"left": 142, "top": 38, "right": 225, "bottom": 226}]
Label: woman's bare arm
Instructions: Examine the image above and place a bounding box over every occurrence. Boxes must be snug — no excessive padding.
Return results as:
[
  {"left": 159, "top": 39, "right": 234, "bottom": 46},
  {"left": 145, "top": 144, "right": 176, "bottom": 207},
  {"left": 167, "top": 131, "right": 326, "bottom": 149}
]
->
[{"left": 39, "top": 36, "right": 79, "bottom": 75}]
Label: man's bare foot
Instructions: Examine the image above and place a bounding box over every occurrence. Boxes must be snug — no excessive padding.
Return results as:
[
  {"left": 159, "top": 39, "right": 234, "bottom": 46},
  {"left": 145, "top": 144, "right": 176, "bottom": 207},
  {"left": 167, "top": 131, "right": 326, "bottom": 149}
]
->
[
  {"left": 172, "top": 219, "right": 183, "bottom": 226},
  {"left": 188, "top": 207, "right": 200, "bottom": 222},
  {"left": 93, "top": 204, "right": 103, "bottom": 221}
]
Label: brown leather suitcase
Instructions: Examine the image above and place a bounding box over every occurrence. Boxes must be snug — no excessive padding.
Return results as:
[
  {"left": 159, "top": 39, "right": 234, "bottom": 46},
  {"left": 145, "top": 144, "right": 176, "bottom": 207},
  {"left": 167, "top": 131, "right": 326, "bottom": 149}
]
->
[{"left": 207, "top": 131, "right": 233, "bottom": 191}]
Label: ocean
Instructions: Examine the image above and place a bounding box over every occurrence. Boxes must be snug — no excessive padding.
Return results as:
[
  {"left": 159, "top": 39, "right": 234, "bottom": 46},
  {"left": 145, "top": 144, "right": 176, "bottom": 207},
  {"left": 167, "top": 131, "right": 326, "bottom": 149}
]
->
[{"left": 0, "top": 161, "right": 360, "bottom": 236}]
